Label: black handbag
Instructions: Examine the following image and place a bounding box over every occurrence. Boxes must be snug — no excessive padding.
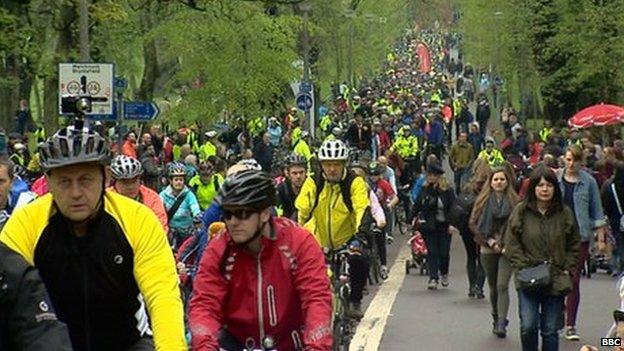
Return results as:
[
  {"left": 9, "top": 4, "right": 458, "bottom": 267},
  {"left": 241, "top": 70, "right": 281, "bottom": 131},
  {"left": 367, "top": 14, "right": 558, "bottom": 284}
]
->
[{"left": 516, "top": 261, "right": 551, "bottom": 292}]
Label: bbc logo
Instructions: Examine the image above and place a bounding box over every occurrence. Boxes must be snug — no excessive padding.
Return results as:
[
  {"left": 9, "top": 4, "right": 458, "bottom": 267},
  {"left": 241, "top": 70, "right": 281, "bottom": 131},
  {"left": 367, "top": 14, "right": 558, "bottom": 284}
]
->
[{"left": 602, "top": 337, "right": 622, "bottom": 346}]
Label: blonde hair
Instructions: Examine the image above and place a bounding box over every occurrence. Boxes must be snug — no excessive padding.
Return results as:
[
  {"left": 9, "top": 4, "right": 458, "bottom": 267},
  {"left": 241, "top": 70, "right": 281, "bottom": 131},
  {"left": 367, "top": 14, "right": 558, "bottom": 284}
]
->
[{"left": 472, "top": 167, "right": 519, "bottom": 220}]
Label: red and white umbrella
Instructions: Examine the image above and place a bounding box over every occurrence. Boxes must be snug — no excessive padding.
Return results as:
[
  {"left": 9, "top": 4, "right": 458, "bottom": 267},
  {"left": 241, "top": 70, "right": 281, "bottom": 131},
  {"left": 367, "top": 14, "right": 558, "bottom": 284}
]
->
[{"left": 568, "top": 103, "right": 624, "bottom": 129}]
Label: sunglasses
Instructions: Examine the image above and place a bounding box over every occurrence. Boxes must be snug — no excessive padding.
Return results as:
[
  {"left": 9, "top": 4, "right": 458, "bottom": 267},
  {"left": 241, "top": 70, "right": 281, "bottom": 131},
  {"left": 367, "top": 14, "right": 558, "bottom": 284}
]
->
[{"left": 222, "top": 208, "right": 256, "bottom": 220}]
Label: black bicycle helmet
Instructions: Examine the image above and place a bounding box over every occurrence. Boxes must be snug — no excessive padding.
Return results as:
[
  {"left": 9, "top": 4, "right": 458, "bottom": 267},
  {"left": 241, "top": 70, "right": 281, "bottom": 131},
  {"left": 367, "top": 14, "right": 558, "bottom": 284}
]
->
[
  {"left": 217, "top": 170, "right": 276, "bottom": 209},
  {"left": 285, "top": 153, "right": 307, "bottom": 167},
  {"left": 367, "top": 161, "right": 383, "bottom": 175},
  {"left": 39, "top": 125, "right": 110, "bottom": 171}
]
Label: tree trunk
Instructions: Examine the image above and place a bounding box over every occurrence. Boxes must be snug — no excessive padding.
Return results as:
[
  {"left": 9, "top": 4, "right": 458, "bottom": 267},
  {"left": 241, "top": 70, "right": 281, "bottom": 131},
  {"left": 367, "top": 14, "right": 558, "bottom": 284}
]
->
[
  {"left": 43, "top": 4, "right": 75, "bottom": 133},
  {"left": 135, "top": 9, "right": 158, "bottom": 101}
]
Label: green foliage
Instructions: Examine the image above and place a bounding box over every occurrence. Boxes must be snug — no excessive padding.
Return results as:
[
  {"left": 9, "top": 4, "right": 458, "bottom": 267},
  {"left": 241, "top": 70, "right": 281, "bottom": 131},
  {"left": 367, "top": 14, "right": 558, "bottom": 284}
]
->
[{"left": 456, "top": 0, "right": 624, "bottom": 120}]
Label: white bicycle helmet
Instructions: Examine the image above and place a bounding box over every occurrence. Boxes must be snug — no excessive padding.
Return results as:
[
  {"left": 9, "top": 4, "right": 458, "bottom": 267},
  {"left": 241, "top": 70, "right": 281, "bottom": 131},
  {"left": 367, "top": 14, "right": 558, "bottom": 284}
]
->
[
  {"left": 318, "top": 139, "right": 349, "bottom": 161},
  {"left": 236, "top": 158, "right": 262, "bottom": 171},
  {"left": 110, "top": 155, "right": 143, "bottom": 179}
]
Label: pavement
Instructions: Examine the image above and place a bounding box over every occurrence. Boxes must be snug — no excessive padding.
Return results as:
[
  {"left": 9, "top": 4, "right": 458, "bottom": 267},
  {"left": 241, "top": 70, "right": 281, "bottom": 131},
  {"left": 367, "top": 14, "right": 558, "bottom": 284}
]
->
[{"left": 350, "top": 155, "right": 619, "bottom": 351}]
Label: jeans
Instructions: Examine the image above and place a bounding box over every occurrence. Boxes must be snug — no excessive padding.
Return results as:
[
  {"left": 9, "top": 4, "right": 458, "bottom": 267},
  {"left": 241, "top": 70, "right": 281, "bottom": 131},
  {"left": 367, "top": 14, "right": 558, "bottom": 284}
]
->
[
  {"left": 422, "top": 228, "right": 452, "bottom": 281},
  {"left": 518, "top": 290, "right": 565, "bottom": 351},
  {"left": 565, "top": 241, "right": 590, "bottom": 327},
  {"left": 453, "top": 168, "right": 467, "bottom": 194},
  {"left": 460, "top": 230, "right": 484, "bottom": 292}
]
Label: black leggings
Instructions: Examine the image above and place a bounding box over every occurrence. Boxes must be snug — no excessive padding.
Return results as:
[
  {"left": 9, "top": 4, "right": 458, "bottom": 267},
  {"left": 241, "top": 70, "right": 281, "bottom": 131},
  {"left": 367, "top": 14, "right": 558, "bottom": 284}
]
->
[{"left": 459, "top": 230, "right": 485, "bottom": 291}]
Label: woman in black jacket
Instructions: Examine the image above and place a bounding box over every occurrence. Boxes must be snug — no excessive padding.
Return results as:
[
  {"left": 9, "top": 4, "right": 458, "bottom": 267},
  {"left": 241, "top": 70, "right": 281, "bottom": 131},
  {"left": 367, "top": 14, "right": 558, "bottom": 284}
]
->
[{"left": 413, "top": 161, "right": 457, "bottom": 290}]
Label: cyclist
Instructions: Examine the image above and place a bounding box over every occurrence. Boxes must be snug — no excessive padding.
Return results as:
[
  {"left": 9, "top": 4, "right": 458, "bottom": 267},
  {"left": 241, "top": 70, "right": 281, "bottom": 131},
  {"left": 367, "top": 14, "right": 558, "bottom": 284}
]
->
[
  {"left": 0, "top": 242, "right": 72, "bottom": 350},
  {"left": 188, "top": 170, "right": 332, "bottom": 350},
  {"left": 108, "top": 155, "right": 168, "bottom": 232},
  {"left": 188, "top": 161, "right": 224, "bottom": 210},
  {"left": 160, "top": 161, "right": 201, "bottom": 249},
  {"left": 296, "top": 139, "right": 371, "bottom": 318},
  {"left": 0, "top": 124, "right": 186, "bottom": 350},
  {"left": 366, "top": 161, "right": 399, "bottom": 277},
  {"left": 277, "top": 153, "right": 308, "bottom": 220}
]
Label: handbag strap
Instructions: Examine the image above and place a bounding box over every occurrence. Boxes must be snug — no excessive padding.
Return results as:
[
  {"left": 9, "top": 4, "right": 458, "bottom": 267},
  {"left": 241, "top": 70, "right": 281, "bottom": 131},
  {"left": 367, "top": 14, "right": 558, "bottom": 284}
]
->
[{"left": 612, "top": 183, "right": 623, "bottom": 215}]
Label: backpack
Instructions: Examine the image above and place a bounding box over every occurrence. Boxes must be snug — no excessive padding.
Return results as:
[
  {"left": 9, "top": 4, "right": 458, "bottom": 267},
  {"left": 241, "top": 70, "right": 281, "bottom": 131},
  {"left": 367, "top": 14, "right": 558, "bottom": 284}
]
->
[{"left": 304, "top": 170, "right": 357, "bottom": 224}]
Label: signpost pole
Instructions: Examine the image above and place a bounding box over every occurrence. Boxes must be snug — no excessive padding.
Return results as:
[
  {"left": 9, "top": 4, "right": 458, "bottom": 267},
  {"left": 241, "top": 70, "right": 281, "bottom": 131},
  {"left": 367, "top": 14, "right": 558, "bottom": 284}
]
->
[{"left": 300, "top": 2, "right": 314, "bottom": 138}]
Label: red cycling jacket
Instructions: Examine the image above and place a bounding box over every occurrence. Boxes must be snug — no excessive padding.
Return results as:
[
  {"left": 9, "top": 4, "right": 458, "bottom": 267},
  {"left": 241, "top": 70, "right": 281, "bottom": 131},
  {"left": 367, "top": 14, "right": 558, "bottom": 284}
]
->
[{"left": 188, "top": 216, "right": 333, "bottom": 351}]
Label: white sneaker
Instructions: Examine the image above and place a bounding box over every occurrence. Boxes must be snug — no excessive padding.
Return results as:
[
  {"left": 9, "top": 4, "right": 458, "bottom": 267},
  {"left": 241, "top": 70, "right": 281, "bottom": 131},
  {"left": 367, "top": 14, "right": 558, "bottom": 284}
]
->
[
  {"left": 440, "top": 274, "right": 449, "bottom": 287},
  {"left": 380, "top": 265, "right": 389, "bottom": 280}
]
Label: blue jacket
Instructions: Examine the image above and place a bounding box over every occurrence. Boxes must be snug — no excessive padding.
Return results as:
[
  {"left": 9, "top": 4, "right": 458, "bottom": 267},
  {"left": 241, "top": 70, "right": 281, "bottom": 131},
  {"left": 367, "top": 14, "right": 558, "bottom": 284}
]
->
[
  {"left": 8, "top": 177, "right": 36, "bottom": 214},
  {"left": 557, "top": 169, "right": 606, "bottom": 243},
  {"left": 159, "top": 185, "right": 201, "bottom": 230},
  {"left": 411, "top": 175, "right": 427, "bottom": 203},
  {"left": 428, "top": 119, "right": 444, "bottom": 145}
]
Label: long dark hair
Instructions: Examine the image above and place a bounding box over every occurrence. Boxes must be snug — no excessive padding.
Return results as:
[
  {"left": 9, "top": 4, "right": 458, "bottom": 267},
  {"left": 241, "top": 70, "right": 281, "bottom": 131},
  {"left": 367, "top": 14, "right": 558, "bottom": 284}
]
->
[{"left": 524, "top": 164, "right": 563, "bottom": 213}]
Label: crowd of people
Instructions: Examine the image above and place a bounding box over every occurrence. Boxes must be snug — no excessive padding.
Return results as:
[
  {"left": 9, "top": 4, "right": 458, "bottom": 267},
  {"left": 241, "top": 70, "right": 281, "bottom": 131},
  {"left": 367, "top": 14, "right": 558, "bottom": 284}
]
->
[{"left": 1, "top": 23, "right": 624, "bottom": 351}]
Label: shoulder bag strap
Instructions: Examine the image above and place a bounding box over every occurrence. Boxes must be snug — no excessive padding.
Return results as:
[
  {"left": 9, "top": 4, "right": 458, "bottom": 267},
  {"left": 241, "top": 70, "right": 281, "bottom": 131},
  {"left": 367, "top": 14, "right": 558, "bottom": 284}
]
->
[
  {"left": 612, "top": 183, "right": 623, "bottom": 215},
  {"left": 167, "top": 192, "right": 188, "bottom": 221}
]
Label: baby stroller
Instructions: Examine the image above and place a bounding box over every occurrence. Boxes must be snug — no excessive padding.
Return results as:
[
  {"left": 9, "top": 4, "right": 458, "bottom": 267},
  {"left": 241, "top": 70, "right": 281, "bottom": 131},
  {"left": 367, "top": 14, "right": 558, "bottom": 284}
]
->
[
  {"left": 405, "top": 231, "right": 428, "bottom": 276},
  {"left": 586, "top": 228, "right": 615, "bottom": 277}
]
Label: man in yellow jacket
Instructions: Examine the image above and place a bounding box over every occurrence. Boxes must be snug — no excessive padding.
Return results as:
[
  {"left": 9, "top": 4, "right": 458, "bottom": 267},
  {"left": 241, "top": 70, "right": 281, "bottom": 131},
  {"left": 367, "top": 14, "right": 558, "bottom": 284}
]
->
[{"left": 295, "top": 139, "right": 370, "bottom": 319}]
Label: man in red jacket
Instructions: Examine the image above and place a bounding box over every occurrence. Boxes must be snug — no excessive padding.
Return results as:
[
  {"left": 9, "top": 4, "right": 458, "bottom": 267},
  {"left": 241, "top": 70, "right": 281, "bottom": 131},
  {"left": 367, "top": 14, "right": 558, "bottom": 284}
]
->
[{"left": 188, "top": 170, "right": 333, "bottom": 351}]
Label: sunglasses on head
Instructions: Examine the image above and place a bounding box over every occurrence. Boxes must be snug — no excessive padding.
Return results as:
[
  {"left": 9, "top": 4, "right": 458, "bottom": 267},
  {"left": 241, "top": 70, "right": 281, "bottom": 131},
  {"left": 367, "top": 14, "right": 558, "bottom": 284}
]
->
[{"left": 222, "top": 208, "right": 256, "bottom": 220}]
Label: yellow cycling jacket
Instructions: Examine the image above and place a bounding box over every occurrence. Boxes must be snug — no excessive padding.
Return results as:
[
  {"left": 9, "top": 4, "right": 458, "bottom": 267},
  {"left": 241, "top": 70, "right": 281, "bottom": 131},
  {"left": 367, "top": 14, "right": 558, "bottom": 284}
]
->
[
  {"left": 0, "top": 191, "right": 186, "bottom": 350},
  {"left": 295, "top": 174, "right": 369, "bottom": 249}
]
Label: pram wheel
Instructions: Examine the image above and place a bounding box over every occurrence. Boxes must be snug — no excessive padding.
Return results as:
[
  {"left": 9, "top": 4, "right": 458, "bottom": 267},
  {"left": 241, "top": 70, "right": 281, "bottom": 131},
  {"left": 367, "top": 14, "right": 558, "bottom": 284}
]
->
[
  {"left": 420, "top": 265, "right": 426, "bottom": 276},
  {"left": 405, "top": 260, "right": 411, "bottom": 274}
]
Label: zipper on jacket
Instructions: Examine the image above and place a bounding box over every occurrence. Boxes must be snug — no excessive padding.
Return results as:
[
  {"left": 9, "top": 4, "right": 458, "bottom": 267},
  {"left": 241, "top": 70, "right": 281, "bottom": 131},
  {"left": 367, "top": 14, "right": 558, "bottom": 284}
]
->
[
  {"left": 82, "top": 252, "right": 91, "bottom": 351},
  {"left": 257, "top": 248, "right": 265, "bottom": 344},
  {"left": 327, "top": 186, "right": 334, "bottom": 250}
]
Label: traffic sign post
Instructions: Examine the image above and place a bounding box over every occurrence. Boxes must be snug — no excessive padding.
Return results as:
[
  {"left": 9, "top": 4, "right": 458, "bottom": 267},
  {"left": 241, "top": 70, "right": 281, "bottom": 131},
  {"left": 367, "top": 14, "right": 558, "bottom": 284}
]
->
[
  {"left": 59, "top": 63, "right": 114, "bottom": 116},
  {"left": 123, "top": 101, "right": 160, "bottom": 121}
]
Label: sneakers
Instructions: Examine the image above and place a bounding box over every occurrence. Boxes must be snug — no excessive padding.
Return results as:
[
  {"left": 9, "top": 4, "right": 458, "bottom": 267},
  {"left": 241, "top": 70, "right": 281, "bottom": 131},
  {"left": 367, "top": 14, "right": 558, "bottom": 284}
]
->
[
  {"left": 427, "top": 279, "right": 439, "bottom": 290},
  {"left": 563, "top": 326, "right": 580, "bottom": 341},
  {"left": 347, "top": 301, "right": 364, "bottom": 320},
  {"left": 385, "top": 234, "right": 394, "bottom": 244},
  {"left": 475, "top": 286, "right": 485, "bottom": 299},
  {"left": 440, "top": 274, "right": 449, "bottom": 287},
  {"left": 380, "top": 265, "right": 389, "bottom": 280},
  {"left": 468, "top": 285, "right": 476, "bottom": 298}
]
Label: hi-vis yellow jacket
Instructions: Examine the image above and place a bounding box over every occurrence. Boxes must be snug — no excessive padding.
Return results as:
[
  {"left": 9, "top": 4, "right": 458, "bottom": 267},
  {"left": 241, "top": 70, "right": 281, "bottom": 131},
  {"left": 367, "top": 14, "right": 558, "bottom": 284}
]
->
[{"left": 295, "top": 173, "right": 369, "bottom": 249}]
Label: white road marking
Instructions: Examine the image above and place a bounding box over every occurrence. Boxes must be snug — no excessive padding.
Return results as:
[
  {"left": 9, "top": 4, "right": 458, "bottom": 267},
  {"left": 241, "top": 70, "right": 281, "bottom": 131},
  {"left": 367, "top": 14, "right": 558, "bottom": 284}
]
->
[{"left": 349, "top": 243, "right": 411, "bottom": 351}]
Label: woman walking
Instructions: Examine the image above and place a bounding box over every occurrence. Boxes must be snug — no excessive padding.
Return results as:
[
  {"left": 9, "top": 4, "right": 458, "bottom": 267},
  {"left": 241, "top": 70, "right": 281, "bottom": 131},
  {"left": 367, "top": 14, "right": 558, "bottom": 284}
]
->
[
  {"left": 505, "top": 165, "right": 581, "bottom": 351},
  {"left": 413, "top": 161, "right": 456, "bottom": 290},
  {"left": 451, "top": 158, "right": 490, "bottom": 299},
  {"left": 469, "top": 166, "right": 519, "bottom": 337}
]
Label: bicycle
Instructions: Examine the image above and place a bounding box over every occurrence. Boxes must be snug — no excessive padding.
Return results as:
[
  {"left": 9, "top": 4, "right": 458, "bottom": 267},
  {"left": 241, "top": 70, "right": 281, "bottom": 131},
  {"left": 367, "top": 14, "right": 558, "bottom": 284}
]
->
[
  {"left": 326, "top": 247, "right": 355, "bottom": 351},
  {"left": 394, "top": 184, "right": 412, "bottom": 236}
]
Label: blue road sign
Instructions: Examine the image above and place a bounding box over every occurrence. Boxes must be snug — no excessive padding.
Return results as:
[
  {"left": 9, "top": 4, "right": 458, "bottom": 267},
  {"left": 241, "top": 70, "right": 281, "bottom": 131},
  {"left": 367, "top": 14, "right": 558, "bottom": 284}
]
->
[
  {"left": 114, "top": 77, "right": 128, "bottom": 90},
  {"left": 300, "top": 82, "right": 312, "bottom": 93},
  {"left": 296, "top": 93, "right": 313, "bottom": 111},
  {"left": 124, "top": 101, "right": 160, "bottom": 121}
]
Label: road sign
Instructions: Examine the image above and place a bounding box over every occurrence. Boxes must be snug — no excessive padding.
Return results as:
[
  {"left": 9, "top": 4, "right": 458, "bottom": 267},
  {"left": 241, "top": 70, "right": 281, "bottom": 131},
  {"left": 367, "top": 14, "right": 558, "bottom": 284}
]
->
[
  {"left": 114, "top": 77, "right": 127, "bottom": 90},
  {"left": 300, "top": 82, "right": 312, "bottom": 93},
  {"left": 296, "top": 93, "right": 313, "bottom": 111},
  {"left": 123, "top": 101, "right": 159, "bottom": 121},
  {"left": 59, "top": 63, "right": 114, "bottom": 115}
]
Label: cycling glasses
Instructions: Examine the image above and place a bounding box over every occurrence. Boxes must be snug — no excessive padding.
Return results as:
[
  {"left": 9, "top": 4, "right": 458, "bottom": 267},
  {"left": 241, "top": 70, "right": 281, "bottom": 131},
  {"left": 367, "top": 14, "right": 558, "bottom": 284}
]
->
[{"left": 222, "top": 208, "right": 256, "bottom": 220}]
